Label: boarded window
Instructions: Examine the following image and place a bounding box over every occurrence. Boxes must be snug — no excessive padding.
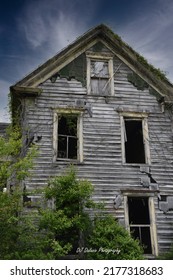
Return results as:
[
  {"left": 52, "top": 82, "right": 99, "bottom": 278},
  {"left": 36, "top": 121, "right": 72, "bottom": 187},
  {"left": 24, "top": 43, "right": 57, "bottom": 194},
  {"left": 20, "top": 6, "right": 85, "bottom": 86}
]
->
[
  {"left": 128, "top": 197, "right": 152, "bottom": 254},
  {"left": 86, "top": 54, "right": 114, "bottom": 96},
  {"left": 90, "top": 60, "right": 110, "bottom": 95},
  {"left": 58, "top": 115, "right": 77, "bottom": 159},
  {"left": 124, "top": 118, "right": 145, "bottom": 163}
]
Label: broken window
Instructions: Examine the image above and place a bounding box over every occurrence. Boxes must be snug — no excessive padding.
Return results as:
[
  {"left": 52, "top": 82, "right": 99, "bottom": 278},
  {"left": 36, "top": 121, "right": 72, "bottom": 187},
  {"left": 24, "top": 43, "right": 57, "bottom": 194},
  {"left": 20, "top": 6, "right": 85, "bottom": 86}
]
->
[
  {"left": 58, "top": 115, "right": 78, "bottom": 159},
  {"left": 121, "top": 114, "right": 150, "bottom": 164},
  {"left": 124, "top": 118, "right": 145, "bottom": 163},
  {"left": 90, "top": 60, "right": 110, "bottom": 95},
  {"left": 128, "top": 197, "right": 152, "bottom": 254},
  {"left": 87, "top": 53, "right": 114, "bottom": 96},
  {"left": 53, "top": 110, "right": 83, "bottom": 162},
  {"left": 124, "top": 194, "right": 158, "bottom": 256}
]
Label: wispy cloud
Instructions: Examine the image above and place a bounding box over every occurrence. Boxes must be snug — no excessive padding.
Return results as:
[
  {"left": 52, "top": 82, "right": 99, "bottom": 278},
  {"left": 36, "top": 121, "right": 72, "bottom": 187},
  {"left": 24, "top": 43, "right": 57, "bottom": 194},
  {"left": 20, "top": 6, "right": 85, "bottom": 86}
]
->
[
  {"left": 117, "top": 0, "right": 173, "bottom": 80},
  {"left": 0, "top": 0, "right": 98, "bottom": 122},
  {"left": 1, "top": 0, "right": 173, "bottom": 123},
  {"left": 18, "top": 0, "right": 95, "bottom": 54}
]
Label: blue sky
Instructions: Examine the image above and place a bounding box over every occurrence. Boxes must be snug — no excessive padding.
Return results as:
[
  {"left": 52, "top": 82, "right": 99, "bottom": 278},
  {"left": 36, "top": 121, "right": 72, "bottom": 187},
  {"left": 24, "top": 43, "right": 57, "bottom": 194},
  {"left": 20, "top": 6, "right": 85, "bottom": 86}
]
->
[{"left": 1, "top": 0, "right": 173, "bottom": 122}]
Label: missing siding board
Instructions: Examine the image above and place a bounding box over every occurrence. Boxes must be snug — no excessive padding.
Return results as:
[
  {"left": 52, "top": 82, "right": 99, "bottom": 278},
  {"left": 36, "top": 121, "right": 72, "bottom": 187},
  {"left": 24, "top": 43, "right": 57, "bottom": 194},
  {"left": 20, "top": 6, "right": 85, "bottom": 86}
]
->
[
  {"left": 58, "top": 54, "right": 86, "bottom": 86},
  {"left": 128, "top": 197, "right": 152, "bottom": 254}
]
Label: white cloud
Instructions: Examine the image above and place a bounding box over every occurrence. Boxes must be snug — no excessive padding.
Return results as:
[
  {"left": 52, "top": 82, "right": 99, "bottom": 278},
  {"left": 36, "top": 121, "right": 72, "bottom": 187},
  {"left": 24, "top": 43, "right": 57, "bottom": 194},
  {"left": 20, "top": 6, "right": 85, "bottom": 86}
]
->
[
  {"left": 0, "top": 0, "right": 97, "bottom": 122},
  {"left": 18, "top": 0, "right": 94, "bottom": 54},
  {"left": 117, "top": 0, "right": 173, "bottom": 81}
]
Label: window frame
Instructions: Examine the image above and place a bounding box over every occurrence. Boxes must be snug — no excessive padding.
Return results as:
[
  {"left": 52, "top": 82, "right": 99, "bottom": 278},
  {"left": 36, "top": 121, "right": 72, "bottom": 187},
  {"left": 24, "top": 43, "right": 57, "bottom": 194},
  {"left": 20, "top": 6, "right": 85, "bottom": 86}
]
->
[
  {"left": 123, "top": 192, "right": 158, "bottom": 256},
  {"left": 53, "top": 109, "right": 84, "bottom": 163},
  {"left": 86, "top": 52, "right": 114, "bottom": 96},
  {"left": 120, "top": 112, "right": 151, "bottom": 165}
]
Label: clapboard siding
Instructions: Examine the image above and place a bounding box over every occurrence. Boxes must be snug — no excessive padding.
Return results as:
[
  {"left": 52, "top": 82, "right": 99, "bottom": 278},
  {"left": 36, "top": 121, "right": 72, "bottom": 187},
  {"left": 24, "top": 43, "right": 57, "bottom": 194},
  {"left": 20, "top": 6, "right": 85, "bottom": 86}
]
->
[{"left": 23, "top": 53, "right": 173, "bottom": 255}]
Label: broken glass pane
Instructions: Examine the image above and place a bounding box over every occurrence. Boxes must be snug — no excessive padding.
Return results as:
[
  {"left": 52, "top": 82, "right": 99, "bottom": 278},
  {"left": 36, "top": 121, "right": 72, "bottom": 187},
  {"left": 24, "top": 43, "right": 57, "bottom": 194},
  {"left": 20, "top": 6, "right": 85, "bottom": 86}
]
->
[{"left": 91, "top": 61, "right": 109, "bottom": 77}]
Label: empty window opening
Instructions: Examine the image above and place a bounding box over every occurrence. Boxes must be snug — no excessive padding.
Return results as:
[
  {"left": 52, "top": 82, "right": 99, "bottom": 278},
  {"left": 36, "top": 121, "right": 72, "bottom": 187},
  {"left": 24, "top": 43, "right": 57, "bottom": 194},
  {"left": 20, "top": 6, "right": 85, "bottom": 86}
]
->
[
  {"left": 128, "top": 197, "right": 152, "bottom": 254},
  {"left": 124, "top": 118, "right": 145, "bottom": 163},
  {"left": 58, "top": 115, "right": 77, "bottom": 159}
]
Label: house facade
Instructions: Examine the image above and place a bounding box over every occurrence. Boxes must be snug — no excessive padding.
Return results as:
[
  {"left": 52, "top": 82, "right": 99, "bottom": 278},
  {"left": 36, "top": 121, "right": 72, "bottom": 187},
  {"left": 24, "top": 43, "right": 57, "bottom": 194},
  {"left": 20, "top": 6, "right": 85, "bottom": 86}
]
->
[{"left": 10, "top": 24, "right": 173, "bottom": 257}]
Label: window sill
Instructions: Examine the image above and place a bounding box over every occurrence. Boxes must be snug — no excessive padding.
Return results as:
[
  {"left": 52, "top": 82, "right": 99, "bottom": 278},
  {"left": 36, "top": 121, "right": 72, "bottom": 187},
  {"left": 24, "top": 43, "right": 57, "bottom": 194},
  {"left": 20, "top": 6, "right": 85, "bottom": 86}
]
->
[
  {"left": 144, "top": 254, "right": 156, "bottom": 260},
  {"left": 52, "top": 158, "right": 84, "bottom": 165},
  {"left": 122, "top": 163, "right": 151, "bottom": 167}
]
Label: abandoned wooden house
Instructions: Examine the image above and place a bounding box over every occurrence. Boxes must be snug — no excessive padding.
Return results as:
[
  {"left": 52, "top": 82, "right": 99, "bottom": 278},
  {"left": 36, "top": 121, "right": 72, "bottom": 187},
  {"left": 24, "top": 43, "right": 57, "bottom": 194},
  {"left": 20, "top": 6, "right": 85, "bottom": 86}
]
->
[{"left": 10, "top": 24, "right": 173, "bottom": 257}]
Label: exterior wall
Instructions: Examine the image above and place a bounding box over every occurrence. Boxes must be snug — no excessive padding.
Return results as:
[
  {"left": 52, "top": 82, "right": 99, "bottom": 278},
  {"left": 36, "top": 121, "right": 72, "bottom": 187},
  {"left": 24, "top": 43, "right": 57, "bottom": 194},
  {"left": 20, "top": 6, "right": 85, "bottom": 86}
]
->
[{"left": 22, "top": 52, "right": 173, "bottom": 254}]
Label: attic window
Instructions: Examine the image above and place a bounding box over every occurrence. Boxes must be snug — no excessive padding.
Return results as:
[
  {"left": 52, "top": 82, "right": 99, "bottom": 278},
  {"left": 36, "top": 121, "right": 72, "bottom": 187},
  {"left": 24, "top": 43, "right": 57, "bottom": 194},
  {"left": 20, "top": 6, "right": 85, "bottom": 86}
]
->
[
  {"left": 87, "top": 53, "right": 114, "bottom": 96},
  {"left": 53, "top": 110, "right": 83, "bottom": 162},
  {"left": 120, "top": 114, "right": 150, "bottom": 164}
]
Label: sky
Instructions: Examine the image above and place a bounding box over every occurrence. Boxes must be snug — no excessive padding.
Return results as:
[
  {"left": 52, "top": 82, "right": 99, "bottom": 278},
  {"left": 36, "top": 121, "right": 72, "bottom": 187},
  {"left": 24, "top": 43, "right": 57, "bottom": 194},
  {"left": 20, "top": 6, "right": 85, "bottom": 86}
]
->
[{"left": 1, "top": 0, "right": 173, "bottom": 122}]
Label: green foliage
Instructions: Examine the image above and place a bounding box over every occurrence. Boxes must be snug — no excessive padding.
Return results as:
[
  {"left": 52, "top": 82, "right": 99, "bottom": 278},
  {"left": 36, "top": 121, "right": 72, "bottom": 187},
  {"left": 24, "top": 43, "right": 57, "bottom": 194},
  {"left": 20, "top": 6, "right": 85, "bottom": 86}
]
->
[
  {"left": 0, "top": 125, "right": 37, "bottom": 191},
  {"left": 136, "top": 54, "right": 169, "bottom": 83},
  {"left": 0, "top": 148, "right": 144, "bottom": 260},
  {"left": 86, "top": 215, "right": 144, "bottom": 260},
  {"left": 40, "top": 167, "right": 143, "bottom": 260},
  {"left": 0, "top": 125, "right": 40, "bottom": 259},
  {"left": 0, "top": 190, "right": 20, "bottom": 258},
  {"left": 0, "top": 126, "right": 21, "bottom": 157},
  {"left": 0, "top": 189, "right": 57, "bottom": 260},
  {"left": 40, "top": 167, "right": 94, "bottom": 258}
]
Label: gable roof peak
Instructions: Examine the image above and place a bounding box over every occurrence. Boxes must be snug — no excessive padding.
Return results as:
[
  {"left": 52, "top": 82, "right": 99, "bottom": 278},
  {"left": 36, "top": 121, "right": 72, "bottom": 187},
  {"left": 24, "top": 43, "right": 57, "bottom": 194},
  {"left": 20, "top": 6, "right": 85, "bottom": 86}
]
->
[{"left": 12, "top": 23, "right": 173, "bottom": 101}]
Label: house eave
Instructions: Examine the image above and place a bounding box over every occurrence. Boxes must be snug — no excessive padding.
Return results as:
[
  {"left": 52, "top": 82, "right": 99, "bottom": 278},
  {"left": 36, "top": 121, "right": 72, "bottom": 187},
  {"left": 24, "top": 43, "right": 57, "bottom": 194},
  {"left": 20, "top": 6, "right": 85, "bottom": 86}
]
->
[{"left": 10, "top": 86, "right": 42, "bottom": 96}]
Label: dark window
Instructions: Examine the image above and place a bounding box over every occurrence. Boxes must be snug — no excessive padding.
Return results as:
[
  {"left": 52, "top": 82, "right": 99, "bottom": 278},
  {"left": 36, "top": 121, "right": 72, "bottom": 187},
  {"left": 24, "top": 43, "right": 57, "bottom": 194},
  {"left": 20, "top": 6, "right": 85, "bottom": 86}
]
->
[
  {"left": 124, "top": 118, "right": 145, "bottom": 163},
  {"left": 128, "top": 197, "right": 152, "bottom": 254},
  {"left": 90, "top": 60, "right": 110, "bottom": 95},
  {"left": 58, "top": 115, "right": 77, "bottom": 159}
]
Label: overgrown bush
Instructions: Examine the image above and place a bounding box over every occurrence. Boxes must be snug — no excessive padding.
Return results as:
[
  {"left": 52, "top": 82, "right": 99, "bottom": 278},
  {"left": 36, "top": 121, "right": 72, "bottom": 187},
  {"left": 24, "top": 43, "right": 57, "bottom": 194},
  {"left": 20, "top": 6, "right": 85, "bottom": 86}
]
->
[
  {"left": 86, "top": 215, "right": 144, "bottom": 260},
  {"left": 0, "top": 144, "right": 144, "bottom": 260},
  {"left": 0, "top": 125, "right": 41, "bottom": 259},
  {"left": 0, "top": 190, "right": 20, "bottom": 258},
  {"left": 40, "top": 168, "right": 144, "bottom": 260},
  {"left": 39, "top": 168, "right": 95, "bottom": 258}
]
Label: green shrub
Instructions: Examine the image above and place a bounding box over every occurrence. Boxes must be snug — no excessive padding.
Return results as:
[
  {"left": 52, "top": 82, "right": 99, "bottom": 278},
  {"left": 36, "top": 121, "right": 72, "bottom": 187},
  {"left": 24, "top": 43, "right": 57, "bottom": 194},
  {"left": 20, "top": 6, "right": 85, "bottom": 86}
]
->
[
  {"left": 86, "top": 215, "right": 144, "bottom": 260},
  {"left": 0, "top": 164, "right": 144, "bottom": 260},
  {"left": 40, "top": 167, "right": 94, "bottom": 258}
]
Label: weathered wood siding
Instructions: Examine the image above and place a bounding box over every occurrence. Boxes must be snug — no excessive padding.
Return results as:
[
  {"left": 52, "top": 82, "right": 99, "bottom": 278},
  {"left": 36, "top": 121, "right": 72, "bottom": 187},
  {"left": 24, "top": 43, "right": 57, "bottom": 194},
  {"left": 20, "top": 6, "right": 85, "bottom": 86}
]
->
[{"left": 23, "top": 49, "right": 173, "bottom": 254}]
